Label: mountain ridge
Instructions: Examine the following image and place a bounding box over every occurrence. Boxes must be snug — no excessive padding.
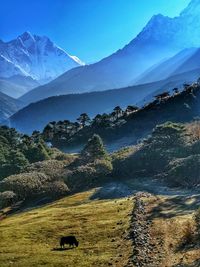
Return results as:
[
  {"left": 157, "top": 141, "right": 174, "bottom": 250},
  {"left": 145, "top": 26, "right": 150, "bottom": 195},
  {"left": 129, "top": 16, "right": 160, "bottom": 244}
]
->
[
  {"left": 0, "top": 91, "right": 23, "bottom": 122},
  {"left": 9, "top": 67, "right": 200, "bottom": 134},
  {"left": 20, "top": 0, "right": 200, "bottom": 104},
  {"left": 0, "top": 32, "right": 84, "bottom": 84}
]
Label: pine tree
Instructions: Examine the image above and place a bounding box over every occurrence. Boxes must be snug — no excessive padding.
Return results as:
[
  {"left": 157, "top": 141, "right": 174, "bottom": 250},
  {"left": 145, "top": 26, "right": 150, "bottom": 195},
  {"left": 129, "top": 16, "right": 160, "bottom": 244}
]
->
[
  {"left": 113, "top": 106, "right": 123, "bottom": 118},
  {"left": 77, "top": 113, "right": 91, "bottom": 127},
  {"left": 81, "top": 134, "right": 108, "bottom": 163}
]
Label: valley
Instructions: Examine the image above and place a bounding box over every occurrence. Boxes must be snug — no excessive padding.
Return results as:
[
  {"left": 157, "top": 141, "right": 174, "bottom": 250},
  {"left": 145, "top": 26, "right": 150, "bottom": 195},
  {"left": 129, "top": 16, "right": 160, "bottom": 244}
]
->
[
  {"left": 0, "top": 117, "right": 200, "bottom": 266},
  {"left": 1, "top": 1, "right": 200, "bottom": 266},
  {"left": 1, "top": 184, "right": 200, "bottom": 267},
  {"left": 0, "top": 190, "right": 133, "bottom": 267}
]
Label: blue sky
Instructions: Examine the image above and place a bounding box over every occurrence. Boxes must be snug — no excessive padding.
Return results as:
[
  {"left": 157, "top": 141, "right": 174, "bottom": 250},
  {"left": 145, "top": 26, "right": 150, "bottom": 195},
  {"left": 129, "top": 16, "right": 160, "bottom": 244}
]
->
[{"left": 0, "top": 0, "right": 190, "bottom": 63}]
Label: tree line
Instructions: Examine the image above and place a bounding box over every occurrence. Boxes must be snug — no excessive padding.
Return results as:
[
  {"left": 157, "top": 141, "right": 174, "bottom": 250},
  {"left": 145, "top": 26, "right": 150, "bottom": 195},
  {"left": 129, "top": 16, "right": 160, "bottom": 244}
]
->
[{"left": 40, "top": 79, "right": 200, "bottom": 144}]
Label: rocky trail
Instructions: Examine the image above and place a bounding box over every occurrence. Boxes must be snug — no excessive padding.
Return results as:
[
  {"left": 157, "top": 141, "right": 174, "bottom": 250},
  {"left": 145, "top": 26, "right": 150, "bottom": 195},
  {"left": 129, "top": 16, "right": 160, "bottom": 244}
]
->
[
  {"left": 126, "top": 191, "right": 200, "bottom": 267},
  {"left": 126, "top": 193, "right": 164, "bottom": 267}
]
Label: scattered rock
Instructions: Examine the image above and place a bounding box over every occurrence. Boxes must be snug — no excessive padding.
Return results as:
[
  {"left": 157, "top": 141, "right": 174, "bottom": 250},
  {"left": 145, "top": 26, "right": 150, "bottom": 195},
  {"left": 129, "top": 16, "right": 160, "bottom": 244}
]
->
[{"left": 126, "top": 193, "right": 160, "bottom": 267}]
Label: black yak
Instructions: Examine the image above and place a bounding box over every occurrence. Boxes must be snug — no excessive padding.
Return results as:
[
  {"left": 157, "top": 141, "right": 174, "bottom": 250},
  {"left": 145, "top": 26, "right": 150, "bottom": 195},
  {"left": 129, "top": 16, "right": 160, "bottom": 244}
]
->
[{"left": 60, "top": 236, "right": 79, "bottom": 248}]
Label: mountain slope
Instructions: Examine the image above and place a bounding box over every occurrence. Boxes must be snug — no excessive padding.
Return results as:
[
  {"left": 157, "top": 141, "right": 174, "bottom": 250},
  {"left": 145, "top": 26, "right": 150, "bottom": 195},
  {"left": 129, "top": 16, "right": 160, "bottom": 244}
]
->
[
  {"left": 0, "top": 190, "right": 132, "bottom": 267},
  {"left": 0, "top": 91, "right": 23, "bottom": 122},
  {"left": 0, "top": 54, "right": 27, "bottom": 77},
  {"left": 135, "top": 47, "right": 199, "bottom": 84},
  {"left": 57, "top": 82, "right": 200, "bottom": 151},
  {"left": 20, "top": 0, "right": 200, "bottom": 103},
  {"left": 0, "top": 75, "right": 39, "bottom": 98},
  {"left": 8, "top": 68, "right": 200, "bottom": 134},
  {"left": 0, "top": 32, "right": 84, "bottom": 84}
]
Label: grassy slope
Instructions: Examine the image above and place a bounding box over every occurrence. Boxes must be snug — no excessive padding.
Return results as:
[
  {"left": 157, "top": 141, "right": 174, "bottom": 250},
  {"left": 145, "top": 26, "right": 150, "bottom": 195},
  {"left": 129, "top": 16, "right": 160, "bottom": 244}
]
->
[
  {"left": 1, "top": 186, "right": 200, "bottom": 267},
  {"left": 147, "top": 195, "right": 200, "bottom": 267},
  {"left": 0, "top": 190, "right": 133, "bottom": 267}
]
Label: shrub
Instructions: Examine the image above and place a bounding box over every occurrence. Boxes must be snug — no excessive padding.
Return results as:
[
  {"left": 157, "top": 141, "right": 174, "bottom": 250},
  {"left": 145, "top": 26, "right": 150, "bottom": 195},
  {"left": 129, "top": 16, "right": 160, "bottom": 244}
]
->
[
  {"left": 65, "top": 165, "right": 97, "bottom": 192},
  {"left": 181, "top": 221, "right": 195, "bottom": 246},
  {"left": 25, "top": 160, "right": 67, "bottom": 180},
  {"left": 54, "top": 152, "right": 76, "bottom": 164},
  {"left": 93, "top": 159, "right": 113, "bottom": 175},
  {"left": 0, "top": 172, "right": 50, "bottom": 199},
  {"left": 115, "top": 122, "right": 191, "bottom": 179},
  {"left": 43, "top": 180, "right": 69, "bottom": 197},
  {"left": 166, "top": 155, "right": 200, "bottom": 187},
  {"left": 0, "top": 191, "right": 17, "bottom": 208},
  {"left": 24, "top": 142, "right": 50, "bottom": 163},
  {"left": 65, "top": 159, "right": 113, "bottom": 192},
  {"left": 0, "top": 171, "right": 69, "bottom": 201}
]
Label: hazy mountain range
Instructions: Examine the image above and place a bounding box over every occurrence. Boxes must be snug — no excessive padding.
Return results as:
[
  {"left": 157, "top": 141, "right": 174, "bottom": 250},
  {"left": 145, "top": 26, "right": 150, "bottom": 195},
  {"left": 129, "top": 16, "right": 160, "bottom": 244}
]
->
[
  {"left": 2, "top": 0, "right": 200, "bottom": 133},
  {"left": 8, "top": 67, "right": 200, "bottom": 133},
  {"left": 0, "top": 75, "right": 40, "bottom": 98},
  {"left": 20, "top": 0, "right": 200, "bottom": 104},
  {"left": 0, "top": 91, "right": 23, "bottom": 122}
]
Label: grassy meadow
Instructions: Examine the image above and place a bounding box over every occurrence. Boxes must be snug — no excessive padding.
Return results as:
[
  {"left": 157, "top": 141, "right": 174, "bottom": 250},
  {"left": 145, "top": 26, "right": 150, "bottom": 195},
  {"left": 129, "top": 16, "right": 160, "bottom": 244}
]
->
[{"left": 0, "top": 190, "right": 133, "bottom": 267}]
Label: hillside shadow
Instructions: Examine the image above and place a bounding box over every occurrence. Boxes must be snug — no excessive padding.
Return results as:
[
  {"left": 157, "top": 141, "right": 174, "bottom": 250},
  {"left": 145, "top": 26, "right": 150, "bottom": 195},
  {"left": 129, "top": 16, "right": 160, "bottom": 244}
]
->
[
  {"left": 51, "top": 247, "right": 74, "bottom": 251},
  {"left": 148, "top": 194, "right": 200, "bottom": 219},
  {"left": 90, "top": 182, "right": 133, "bottom": 200},
  {"left": 1, "top": 196, "right": 57, "bottom": 217}
]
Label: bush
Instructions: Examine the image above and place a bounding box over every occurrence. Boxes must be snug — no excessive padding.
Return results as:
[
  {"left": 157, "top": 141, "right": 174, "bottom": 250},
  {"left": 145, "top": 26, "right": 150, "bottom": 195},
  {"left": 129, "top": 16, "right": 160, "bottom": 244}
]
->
[
  {"left": 93, "top": 159, "right": 113, "bottom": 175},
  {"left": 181, "top": 221, "right": 195, "bottom": 246},
  {"left": 64, "top": 165, "right": 96, "bottom": 192},
  {"left": 65, "top": 159, "right": 113, "bottom": 192},
  {"left": 0, "top": 191, "right": 17, "bottom": 208},
  {"left": 166, "top": 155, "right": 200, "bottom": 187},
  {"left": 43, "top": 180, "right": 69, "bottom": 197},
  {"left": 0, "top": 172, "right": 50, "bottom": 199},
  {"left": 25, "top": 160, "right": 67, "bottom": 180},
  {"left": 54, "top": 152, "right": 76, "bottom": 164},
  {"left": 114, "top": 122, "right": 191, "bottom": 179},
  {"left": 24, "top": 143, "right": 50, "bottom": 163},
  {"left": 0, "top": 171, "right": 69, "bottom": 201}
]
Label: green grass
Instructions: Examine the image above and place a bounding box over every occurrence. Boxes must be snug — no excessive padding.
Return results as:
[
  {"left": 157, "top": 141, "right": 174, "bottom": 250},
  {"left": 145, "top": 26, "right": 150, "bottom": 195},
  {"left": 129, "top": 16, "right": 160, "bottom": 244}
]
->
[{"left": 0, "top": 190, "right": 133, "bottom": 267}]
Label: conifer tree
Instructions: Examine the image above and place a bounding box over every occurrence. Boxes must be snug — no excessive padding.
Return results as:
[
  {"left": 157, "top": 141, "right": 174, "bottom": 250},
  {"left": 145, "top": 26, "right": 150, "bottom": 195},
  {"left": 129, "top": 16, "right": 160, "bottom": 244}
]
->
[{"left": 81, "top": 134, "right": 108, "bottom": 162}]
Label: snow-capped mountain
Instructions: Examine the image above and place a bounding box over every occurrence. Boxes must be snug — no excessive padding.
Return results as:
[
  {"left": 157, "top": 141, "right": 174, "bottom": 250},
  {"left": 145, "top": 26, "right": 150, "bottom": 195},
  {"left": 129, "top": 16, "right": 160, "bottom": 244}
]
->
[
  {"left": 134, "top": 0, "right": 200, "bottom": 53},
  {"left": 21, "top": 0, "right": 200, "bottom": 103},
  {"left": 0, "top": 54, "right": 27, "bottom": 77},
  {"left": 0, "top": 32, "right": 84, "bottom": 83}
]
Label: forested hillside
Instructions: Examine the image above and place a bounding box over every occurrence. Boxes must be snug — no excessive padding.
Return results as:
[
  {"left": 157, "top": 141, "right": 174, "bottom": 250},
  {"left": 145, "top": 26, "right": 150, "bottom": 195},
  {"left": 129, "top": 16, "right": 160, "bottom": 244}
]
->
[{"left": 40, "top": 81, "right": 200, "bottom": 151}]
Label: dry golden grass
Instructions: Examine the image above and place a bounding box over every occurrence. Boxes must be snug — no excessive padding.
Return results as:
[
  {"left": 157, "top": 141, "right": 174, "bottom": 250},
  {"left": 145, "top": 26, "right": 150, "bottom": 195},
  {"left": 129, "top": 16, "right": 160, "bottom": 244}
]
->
[
  {"left": 0, "top": 190, "right": 133, "bottom": 267},
  {"left": 186, "top": 121, "right": 200, "bottom": 142},
  {"left": 148, "top": 196, "right": 200, "bottom": 267}
]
